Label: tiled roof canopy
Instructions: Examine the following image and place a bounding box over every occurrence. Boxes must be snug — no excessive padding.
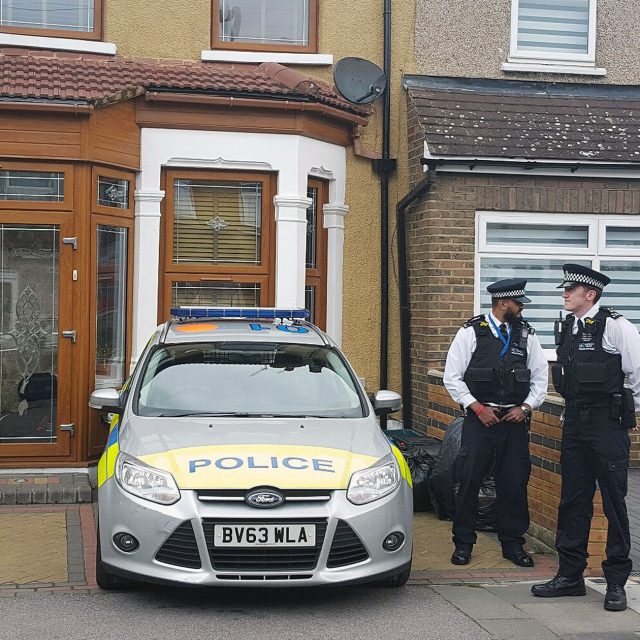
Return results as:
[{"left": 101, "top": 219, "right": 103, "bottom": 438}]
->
[
  {"left": 406, "top": 76, "right": 640, "bottom": 163},
  {"left": 0, "top": 50, "right": 370, "bottom": 118}
]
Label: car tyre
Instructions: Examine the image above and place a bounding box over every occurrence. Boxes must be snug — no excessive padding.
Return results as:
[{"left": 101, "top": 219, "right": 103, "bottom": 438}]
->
[
  {"left": 95, "top": 525, "right": 133, "bottom": 590},
  {"left": 379, "top": 564, "right": 412, "bottom": 588}
]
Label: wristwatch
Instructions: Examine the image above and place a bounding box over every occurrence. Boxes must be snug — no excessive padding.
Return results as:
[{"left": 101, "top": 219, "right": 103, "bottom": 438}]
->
[{"left": 520, "top": 404, "right": 531, "bottom": 416}]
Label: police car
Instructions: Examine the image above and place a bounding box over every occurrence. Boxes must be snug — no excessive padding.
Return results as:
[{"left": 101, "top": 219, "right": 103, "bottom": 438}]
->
[{"left": 91, "top": 308, "right": 413, "bottom": 589}]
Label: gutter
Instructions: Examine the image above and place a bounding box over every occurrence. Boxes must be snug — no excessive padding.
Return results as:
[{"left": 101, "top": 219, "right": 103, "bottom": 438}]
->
[
  {"left": 421, "top": 157, "right": 640, "bottom": 174},
  {"left": 396, "top": 170, "right": 437, "bottom": 428},
  {"left": 144, "top": 91, "right": 370, "bottom": 126}
]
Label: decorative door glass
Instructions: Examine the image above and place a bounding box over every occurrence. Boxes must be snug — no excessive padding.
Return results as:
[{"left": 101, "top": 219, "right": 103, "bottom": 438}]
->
[
  {"left": 0, "top": 225, "right": 59, "bottom": 443},
  {"left": 95, "top": 226, "right": 127, "bottom": 389}
]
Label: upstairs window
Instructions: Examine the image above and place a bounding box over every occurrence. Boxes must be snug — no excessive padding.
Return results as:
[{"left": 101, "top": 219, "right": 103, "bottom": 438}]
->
[
  {"left": 509, "top": 0, "right": 596, "bottom": 66},
  {"left": 0, "top": 0, "right": 102, "bottom": 39},
  {"left": 212, "top": 0, "right": 318, "bottom": 53}
]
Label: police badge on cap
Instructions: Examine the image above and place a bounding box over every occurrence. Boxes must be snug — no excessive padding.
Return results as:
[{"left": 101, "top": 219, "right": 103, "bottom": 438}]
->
[
  {"left": 557, "top": 263, "right": 611, "bottom": 290},
  {"left": 487, "top": 278, "right": 531, "bottom": 304}
]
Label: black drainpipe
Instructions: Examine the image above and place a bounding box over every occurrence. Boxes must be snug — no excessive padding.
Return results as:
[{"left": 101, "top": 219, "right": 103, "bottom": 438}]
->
[
  {"left": 396, "top": 169, "right": 437, "bottom": 428},
  {"left": 376, "top": 0, "right": 397, "bottom": 399}
]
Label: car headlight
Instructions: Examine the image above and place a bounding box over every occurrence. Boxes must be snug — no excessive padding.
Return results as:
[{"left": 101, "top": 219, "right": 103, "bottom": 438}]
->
[
  {"left": 347, "top": 455, "right": 401, "bottom": 505},
  {"left": 115, "top": 452, "right": 180, "bottom": 505}
]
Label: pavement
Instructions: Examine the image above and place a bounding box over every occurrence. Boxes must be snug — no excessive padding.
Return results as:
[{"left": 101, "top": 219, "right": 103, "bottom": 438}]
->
[{"left": 2, "top": 473, "right": 640, "bottom": 639}]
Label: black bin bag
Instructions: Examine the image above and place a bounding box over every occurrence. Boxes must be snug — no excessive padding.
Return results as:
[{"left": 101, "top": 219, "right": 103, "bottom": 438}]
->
[{"left": 387, "top": 429, "right": 440, "bottom": 512}]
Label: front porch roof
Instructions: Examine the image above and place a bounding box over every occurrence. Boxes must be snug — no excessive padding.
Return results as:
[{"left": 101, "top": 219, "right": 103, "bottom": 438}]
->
[
  {"left": 405, "top": 75, "right": 640, "bottom": 164},
  {"left": 0, "top": 49, "right": 371, "bottom": 122}
]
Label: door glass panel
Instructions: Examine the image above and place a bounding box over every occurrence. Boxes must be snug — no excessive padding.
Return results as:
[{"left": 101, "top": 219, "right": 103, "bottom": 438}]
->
[
  {"left": 0, "top": 225, "right": 59, "bottom": 443},
  {"left": 305, "top": 285, "right": 316, "bottom": 325},
  {"left": 306, "top": 187, "right": 317, "bottom": 269},
  {"left": 0, "top": 171, "right": 64, "bottom": 202},
  {"left": 173, "top": 179, "right": 262, "bottom": 266},
  {"left": 172, "top": 281, "right": 260, "bottom": 308},
  {"left": 96, "top": 226, "right": 128, "bottom": 389}
]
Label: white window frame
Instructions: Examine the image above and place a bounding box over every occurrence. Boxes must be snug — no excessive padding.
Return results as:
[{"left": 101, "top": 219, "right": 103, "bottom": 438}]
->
[
  {"left": 508, "top": 0, "right": 597, "bottom": 67},
  {"left": 475, "top": 211, "right": 640, "bottom": 359}
]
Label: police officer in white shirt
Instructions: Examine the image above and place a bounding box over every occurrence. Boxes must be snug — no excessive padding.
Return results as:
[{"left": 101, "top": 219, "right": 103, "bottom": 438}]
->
[
  {"left": 444, "top": 278, "right": 548, "bottom": 567},
  {"left": 532, "top": 264, "right": 640, "bottom": 612}
]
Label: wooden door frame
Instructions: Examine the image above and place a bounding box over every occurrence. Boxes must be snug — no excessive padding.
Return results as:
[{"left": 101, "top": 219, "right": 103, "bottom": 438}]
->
[{"left": 306, "top": 177, "right": 328, "bottom": 330}]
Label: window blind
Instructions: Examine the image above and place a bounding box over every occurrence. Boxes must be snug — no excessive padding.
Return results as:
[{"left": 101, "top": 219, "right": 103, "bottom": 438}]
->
[
  {"left": 0, "top": 0, "right": 95, "bottom": 32},
  {"left": 173, "top": 180, "right": 262, "bottom": 266},
  {"left": 219, "top": 0, "right": 309, "bottom": 46},
  {"left": 517, "top": 0, "right": 590, "bottom": 55},
  {"left": 487, "top": 223, "right": 589, "bottom": 247},
  {"left": 172, "top": 282, "right": 260, "bottom": 308}
]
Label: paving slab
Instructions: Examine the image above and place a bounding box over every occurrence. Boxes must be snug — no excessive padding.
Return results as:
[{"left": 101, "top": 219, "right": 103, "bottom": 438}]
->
[
  {"left": 485, "top": 581, "right": 602, "bottom": 604},
  {"left": 432, "top": 584, "right": 529, "bottom": 619},
  {"left": 517, "top": 601, "right": 640, "bottom": 635},
  {"left": 476, "top": 618, "right": 558, "bottom": 640}
]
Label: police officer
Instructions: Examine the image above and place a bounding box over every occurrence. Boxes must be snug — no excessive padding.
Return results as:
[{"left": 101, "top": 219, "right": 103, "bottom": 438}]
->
[
  {"left": 444, "top": 278, "right": 548, "bottom": 567},
  {"left": 532, "top": 264, "right": 640, "bottom": 611}
]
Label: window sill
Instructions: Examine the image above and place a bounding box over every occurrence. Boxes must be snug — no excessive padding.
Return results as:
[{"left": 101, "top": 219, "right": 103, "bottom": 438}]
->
[
  {"left": 0, "top": 33, "right": 116, "bottom": 55},
  {"left": 501, "top": 61, "right": 606, "bottom": 76},
  {"left": 201, "top": 50, "right": 333, "bottom": 66}
]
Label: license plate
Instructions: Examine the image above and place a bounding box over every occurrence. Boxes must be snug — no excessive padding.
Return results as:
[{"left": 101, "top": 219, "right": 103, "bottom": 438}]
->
[{"left": 214, "top": 524, "right": 316, "bottom": 547}]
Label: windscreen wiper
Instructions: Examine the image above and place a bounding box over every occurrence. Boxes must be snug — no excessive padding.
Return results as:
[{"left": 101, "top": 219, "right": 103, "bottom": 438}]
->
[{"left": 156, "top": 411, "right": 251, "bottom": 417}]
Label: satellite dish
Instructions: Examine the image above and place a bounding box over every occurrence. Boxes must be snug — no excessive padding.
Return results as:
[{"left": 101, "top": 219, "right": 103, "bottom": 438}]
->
[{"left": 333, "top": 57, "right": 386, "bottom": 105}]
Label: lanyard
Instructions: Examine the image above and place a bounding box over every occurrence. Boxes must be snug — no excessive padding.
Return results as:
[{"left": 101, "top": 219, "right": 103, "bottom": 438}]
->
[{"left": 488, "top": 315, "right": 511, "bottom": 357}]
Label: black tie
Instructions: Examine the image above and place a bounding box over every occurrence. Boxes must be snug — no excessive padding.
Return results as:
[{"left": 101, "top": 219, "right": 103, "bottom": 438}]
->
[
  {"left": 577, "top": 319, "right": 584, "bottom": 334},
  {"left": 499, "top": 323, "right": 508, "bottom": 341}
]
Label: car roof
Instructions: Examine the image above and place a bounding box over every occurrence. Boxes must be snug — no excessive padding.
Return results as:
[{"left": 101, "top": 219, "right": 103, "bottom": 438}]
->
[{"left": 160, "top": 318, "right": 329, "bottom": 346}]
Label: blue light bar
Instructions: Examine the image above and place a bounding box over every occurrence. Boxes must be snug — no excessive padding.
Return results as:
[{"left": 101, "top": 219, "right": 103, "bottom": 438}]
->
[{"left": 170, "top": 307, "right": 310, "bottom": 320}]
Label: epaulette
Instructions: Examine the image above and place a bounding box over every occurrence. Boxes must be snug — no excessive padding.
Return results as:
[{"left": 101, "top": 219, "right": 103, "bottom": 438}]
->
[
  {"left": 463, "top": 314, "right": 486, "bottom": 328},
  {"left": 602, "top": 307, "right": 623, "bottom": 320}
]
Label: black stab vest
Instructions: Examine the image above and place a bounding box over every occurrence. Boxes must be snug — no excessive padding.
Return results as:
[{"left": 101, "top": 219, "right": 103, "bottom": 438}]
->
[
  {"left": 552, "top": 307, "right": 624, "bottom": 407},
  {"left": 462, "top": 316, "right": 532, "bottom": 405}
]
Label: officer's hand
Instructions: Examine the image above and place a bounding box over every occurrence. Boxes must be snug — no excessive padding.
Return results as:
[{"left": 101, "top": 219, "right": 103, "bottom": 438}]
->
[
  {"left": 478, "top": 406, "right": 500, "bottom": 427},
  {"left": 504, "top": 407, "right": 527, "bottom": 423}
]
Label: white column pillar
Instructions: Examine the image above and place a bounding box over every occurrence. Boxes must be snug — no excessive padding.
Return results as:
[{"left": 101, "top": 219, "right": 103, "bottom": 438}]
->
[
  {"left": 131, "top": 189, "right": 165, "bottom": 369},
  {"left": 273, "top": 195, "right": 312, "bottom": 308},
  {"left": 323, "top": 203, "right": 349, "bottom": 346}
]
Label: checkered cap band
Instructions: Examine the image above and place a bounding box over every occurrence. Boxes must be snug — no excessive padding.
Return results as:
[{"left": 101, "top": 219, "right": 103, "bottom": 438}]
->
[
  {"left": 563, "top": 272, "right": 605, "bottom": 290},
  {"left": 492, "top": 289, "right": 525, "bottom": 299}
]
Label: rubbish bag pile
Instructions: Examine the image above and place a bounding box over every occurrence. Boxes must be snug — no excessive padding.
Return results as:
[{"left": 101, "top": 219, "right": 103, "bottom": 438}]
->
[{"left": 389, "top": 420, "right": 497, "bottom": 532}]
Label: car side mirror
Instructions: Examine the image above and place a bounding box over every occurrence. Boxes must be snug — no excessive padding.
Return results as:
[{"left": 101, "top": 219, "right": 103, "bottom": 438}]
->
[
  {"left": 89, "top": 388, "right": 122, "bottom": 413},
  {"left": 373, "top": 390, "right": 402, "bottom": 416}
]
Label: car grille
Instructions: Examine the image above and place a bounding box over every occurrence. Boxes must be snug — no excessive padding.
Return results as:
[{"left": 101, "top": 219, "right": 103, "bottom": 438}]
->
[
  {"left": 326, "top": 520, "right": 369, "bottom": 568},
  {"left": 197, "top": 489, "right": 331, "bottom": 504},
  {"left": 202, "top": 518, "right": 328, "bottom": 572},
  {"left": 155, "top": 521, "right": 202, "bottom": 569},
  {"left": 217, "top": 574, "right": 313, "bottom": 582}
]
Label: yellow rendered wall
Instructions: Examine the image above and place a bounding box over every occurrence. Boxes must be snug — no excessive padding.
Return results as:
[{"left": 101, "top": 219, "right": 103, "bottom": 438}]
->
[{"left": 106, "top": 0, "right": 416, "bottom": 398}]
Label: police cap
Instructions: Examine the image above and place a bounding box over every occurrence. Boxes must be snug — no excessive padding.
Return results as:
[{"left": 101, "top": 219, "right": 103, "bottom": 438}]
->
[
  {"left": 487, "top": 278, "right": 531, "bottom": 304},
  {"left": 557, "top": 263, "right": 611, "bottom": 290}
]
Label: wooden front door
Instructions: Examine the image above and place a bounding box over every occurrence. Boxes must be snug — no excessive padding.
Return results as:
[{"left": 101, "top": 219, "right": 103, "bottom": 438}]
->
[{"left": 0, "top": 217, "right": 75, "bottom": 459}]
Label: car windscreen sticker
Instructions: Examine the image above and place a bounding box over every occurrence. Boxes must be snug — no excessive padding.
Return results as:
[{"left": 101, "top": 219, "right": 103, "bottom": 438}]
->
[{"left": 138, "top": 444, "right": 379, "bottom": 490}]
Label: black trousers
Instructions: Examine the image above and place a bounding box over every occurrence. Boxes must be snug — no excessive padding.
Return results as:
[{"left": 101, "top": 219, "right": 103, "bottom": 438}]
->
[
  {"left": 556, "top": 407, "right": 632, "bottom": 585},
  {"left": 452, "top": 412, "right": 531, "bottom": 549}
]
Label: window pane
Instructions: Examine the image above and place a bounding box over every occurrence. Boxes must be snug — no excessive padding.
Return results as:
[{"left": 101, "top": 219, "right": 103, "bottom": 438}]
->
[
  {"left": 305, "top": 285, "right": 316, "bottom": 325},
  {"left": 605, "top": 226, "right": 640, "bottom": 249},
  {"left": 96, "top": 226, "right": 128, "bottom": 389},
  {"left": 486, "top": 223, "right": 589, "bottom": 247},
  {"left": 306, "top": 187, "right": 317, "bottom": 269},
  {"left": 173, "top": 180, "right": 262, "bottom": 265},
  {"left": 219, "top": 0, "right": 309, "bottom": 46},
  {"left": 599, "top": 261, "right": 640, "bottom": 331},
  {"left": 0, "top": 0, "right": 95, "bottom": 32},
  {"left": 0, "top": 171, "right": 64, "bottom": 202},
  {"left": 98, "top": 177, "right": 129, "bottom": 209},
  {"left": 480, "top": 257, "right": 591, "bottom": 349},
  {"left": 517, "top": 0, "right": 590, "bottom": 55},
  {"left": 0, "top": 225, "right": 59, "bottom": 443},
  {"left": 172, "top": 281, "right": 260, "bottom": 308}
]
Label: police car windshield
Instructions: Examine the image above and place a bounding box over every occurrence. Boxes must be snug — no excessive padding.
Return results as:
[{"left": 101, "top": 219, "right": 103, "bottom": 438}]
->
[{"left": 134, "top": 342, "right": 365, "bottom": 418}]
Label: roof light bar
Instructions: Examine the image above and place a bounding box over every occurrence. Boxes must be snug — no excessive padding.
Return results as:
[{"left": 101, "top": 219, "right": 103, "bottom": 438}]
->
[{"left": 170, "top": 307, "right": 309, "bottom": 320}]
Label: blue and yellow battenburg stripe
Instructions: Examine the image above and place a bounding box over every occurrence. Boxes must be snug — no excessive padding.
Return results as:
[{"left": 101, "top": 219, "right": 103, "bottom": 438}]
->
[
  {"left": 97, "top": 412, "right": 120, "bottom": 487},
  {"left": 391, "top": 445, "right": 413, "bottom": 488}
]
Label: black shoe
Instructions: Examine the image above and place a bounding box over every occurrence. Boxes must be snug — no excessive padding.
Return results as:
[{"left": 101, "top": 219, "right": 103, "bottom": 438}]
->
[
  {"left": 531, "top": 575, "right": 586, "bottom": 597},
  {"left": 451, "top": 547, "right": 471, "bottom": 565},
  {"left": 502, "top": 546, "right": 534, "bottom": 568},
  {"left": 604, "top": 584, "right": 627, "bottom": 611}
]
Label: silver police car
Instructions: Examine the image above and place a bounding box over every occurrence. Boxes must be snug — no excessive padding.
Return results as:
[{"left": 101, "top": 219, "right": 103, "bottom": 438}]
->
[{"left": 91, "top": 308, "right": 413, "bottom": 589}]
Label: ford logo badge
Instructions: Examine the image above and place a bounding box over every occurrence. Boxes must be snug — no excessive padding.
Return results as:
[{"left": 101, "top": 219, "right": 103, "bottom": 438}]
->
[{"left": 246, "top": 489, "right": 285, "bottom": 508}]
